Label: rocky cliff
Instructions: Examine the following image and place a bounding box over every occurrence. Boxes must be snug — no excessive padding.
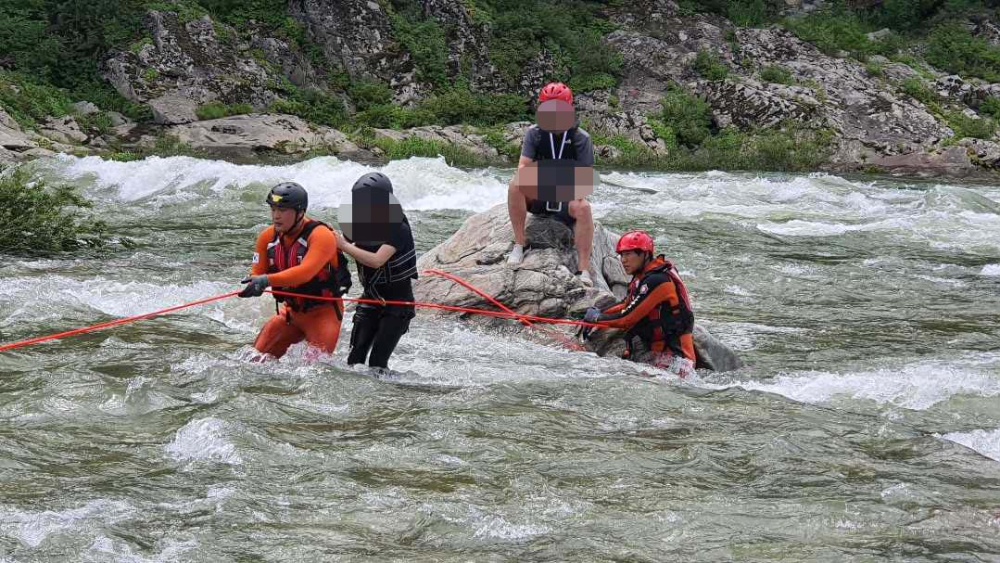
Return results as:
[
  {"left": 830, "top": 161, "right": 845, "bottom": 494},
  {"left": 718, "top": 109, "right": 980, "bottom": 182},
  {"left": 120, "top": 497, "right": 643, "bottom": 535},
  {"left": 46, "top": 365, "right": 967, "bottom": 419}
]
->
[{"left": 3, "top": 0, "right": 1000, "bottom": 177}]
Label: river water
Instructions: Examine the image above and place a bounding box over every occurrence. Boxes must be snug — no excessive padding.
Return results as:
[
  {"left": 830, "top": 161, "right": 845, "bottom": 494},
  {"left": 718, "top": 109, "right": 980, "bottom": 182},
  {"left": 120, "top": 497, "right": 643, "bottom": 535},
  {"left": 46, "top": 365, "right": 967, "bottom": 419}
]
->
[{"left": 1, "top": 154, "right": 999, "bottom": 561}]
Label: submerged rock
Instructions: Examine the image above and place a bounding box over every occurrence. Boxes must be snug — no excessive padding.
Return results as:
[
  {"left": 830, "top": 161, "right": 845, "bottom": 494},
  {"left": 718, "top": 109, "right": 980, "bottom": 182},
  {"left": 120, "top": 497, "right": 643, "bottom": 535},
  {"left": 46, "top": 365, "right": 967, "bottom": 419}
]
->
[{"left": 413, "top": 204, "right": 744, "bottom": 372}]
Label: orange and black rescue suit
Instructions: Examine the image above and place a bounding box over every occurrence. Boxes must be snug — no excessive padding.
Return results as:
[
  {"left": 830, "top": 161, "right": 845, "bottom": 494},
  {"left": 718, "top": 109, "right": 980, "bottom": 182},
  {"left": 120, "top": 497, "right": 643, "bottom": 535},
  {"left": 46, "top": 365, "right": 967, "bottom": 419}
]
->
[
  {"left": 596, "top": 255, "right": 696, "bottom": 366},
  {"left": 249, "top": 218, "right": 345, "bottom": 358}
]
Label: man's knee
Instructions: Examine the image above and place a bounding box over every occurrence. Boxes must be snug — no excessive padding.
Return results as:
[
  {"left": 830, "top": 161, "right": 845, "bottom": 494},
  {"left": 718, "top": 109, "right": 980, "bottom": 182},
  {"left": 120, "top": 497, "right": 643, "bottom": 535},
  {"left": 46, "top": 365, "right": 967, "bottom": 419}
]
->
[{"left": 568, "top": 199, "right": 592, "bottom": 219}]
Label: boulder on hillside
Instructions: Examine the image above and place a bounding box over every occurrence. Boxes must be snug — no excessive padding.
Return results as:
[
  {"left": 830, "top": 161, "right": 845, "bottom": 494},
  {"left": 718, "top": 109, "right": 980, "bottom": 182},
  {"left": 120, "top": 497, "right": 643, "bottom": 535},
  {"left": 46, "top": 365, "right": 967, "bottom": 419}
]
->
[
  {"left": 869, "top": 146, "right": 977, "bottom": 177},
  {"left": 163, "top": 113, "right": 368, "bottom": 159},
  {"left": 371, "top": 125, "right": 502, "bottom": 160},
  {"left": 0, "top": 109, "right": 37, "bottom": 153},
  {"left": 413, "top": 203, "right": 744, "bottom": 372},
  {"left": 37, "top": 116, "right": 88, "bottom": 145},
  {"left": 149, "top": 92, "right": 199, "bottom": 125}
]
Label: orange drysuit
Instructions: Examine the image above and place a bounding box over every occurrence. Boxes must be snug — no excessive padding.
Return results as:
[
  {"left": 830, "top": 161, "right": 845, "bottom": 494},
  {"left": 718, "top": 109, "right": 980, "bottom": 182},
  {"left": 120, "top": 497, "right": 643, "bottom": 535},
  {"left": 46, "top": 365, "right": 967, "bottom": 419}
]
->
[{"left": 249, "top": 218, "right": 343, "bottom": 358}]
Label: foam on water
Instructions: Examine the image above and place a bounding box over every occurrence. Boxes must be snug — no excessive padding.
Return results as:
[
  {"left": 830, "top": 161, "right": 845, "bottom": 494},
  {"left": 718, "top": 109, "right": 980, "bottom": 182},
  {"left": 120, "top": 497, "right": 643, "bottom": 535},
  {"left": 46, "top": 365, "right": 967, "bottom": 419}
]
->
[
  {"left": 941, "top": 428, "right": 1000, "bottom": 462},
  {"left": 981, "top": 264, "right": 1000, "bottom": 276},
  {"left": 726, "top": 354, "right": 1000, "bottom": 411},
  {"left": 165, "top": 417, "right": 243, "bottom": 465},
  {"left": 46, "top": 154, "right": 507, "bottom": 211},
  {"left": 86, "top": 536, "right": 198, "bottom": 563},
  {"left": 602, "top": 170, "right": 1000, "bottom": 253},
  {"left": 0, "top": 276, "right": 238, "bottom": 328},
  {"left": 1, "top": 500, "right": 134, "bottom": 548}
]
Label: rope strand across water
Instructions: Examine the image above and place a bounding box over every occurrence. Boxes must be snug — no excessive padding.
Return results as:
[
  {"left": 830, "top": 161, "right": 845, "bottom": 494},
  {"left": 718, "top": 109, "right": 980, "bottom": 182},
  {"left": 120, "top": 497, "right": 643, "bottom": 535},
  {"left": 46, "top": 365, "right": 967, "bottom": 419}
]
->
[{"left": 0, "top": 273, "right": 606, "bottom": 353}]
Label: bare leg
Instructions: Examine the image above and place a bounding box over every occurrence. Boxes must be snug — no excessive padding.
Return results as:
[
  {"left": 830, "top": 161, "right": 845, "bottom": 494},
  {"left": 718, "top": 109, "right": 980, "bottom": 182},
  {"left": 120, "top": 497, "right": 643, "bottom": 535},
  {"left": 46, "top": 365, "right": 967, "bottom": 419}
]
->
[
  {"left": 507, "top": 179, "right": 528, "bottom": 246},
  {"left": 569, "top": 199, "right": 593, "bottom": 272}
]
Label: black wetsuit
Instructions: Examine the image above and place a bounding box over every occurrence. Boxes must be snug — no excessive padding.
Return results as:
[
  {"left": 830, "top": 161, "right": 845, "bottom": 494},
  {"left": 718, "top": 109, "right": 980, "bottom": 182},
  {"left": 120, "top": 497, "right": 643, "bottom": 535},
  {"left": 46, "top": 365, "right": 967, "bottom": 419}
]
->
[{"left": 346, "top": 218, "right": 417, "bottom": 370}]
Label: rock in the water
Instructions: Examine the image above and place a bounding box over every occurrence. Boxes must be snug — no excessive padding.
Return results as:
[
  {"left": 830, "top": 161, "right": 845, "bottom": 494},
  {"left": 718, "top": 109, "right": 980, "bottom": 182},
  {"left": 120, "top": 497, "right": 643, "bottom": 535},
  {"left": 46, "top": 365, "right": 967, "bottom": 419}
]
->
[{"left": 413, "top": 203, "right": 744, "bottom": 372}]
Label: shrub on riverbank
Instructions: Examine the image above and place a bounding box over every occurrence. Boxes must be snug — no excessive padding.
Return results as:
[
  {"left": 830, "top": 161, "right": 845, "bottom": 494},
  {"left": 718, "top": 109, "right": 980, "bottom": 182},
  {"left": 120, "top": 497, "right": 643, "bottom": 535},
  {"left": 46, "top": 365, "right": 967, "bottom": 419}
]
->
[
  {"left": 195, "top": 102, "right": 253, "bottom": 121},
  {"left": 590, "top": 125, "right": 833, "bottom": 173},
  {"left": 0, "top": 165, "right": 108, "bottom": 254}
]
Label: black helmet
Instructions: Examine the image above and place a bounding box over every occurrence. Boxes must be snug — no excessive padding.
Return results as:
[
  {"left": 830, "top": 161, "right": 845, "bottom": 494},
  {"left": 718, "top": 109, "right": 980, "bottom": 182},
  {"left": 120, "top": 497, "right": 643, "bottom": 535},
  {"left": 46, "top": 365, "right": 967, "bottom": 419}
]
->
[
  {"left": 351, "top": 172, "right": 393, "bottom": 193},
  {"left": 266, "top": 182, "right": 308, "bottom": 211}
]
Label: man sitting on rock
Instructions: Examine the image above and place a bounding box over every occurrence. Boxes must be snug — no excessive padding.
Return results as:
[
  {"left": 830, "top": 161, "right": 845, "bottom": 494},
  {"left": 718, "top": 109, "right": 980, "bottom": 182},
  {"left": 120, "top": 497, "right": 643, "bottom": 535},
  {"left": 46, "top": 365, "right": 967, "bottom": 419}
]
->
[
  {"left": 507, "top": 82, "right": 596, "bottom": 287},
  {"left": 581, "top": 230, "right": 697, "bottom": 376}
]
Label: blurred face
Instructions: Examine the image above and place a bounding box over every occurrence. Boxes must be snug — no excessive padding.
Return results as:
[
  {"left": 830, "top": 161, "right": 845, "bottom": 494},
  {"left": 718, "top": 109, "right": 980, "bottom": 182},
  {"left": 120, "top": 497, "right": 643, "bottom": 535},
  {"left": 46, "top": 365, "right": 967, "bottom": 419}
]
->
[
  {"left": 536, "top": 99, "right": 575, "bottom": 132},
  {"left": 619, "top": 250, "right": 647, "bottom": 275},
  {"left": 270, "top": 205, "right": 300, "bottom": 235}
]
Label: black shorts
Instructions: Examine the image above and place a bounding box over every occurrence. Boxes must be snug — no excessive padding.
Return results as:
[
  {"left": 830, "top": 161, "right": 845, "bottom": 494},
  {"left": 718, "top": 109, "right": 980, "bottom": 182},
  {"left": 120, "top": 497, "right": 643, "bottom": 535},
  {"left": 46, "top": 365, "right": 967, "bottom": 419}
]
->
[{"left": 527, "top": 199, "right": 575, "bottom": 225}]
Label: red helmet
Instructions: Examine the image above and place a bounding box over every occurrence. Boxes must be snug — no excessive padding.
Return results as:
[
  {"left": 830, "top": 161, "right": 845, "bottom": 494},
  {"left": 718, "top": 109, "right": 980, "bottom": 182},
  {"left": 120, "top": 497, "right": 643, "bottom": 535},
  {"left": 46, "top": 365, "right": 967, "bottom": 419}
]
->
[
  {"left": 539, "top": 82, "right": 573, "bottom": 105},
  {"left": 616, "top": 230, "right": 655, "bottom": 254}
]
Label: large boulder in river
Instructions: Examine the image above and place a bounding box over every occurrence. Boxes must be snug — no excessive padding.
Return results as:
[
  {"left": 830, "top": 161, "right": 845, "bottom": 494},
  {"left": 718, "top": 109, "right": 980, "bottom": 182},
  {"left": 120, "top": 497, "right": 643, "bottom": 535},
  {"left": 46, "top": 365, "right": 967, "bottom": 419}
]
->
[{"left": 413, "top": 204, "right": 744, "bottom": 372}]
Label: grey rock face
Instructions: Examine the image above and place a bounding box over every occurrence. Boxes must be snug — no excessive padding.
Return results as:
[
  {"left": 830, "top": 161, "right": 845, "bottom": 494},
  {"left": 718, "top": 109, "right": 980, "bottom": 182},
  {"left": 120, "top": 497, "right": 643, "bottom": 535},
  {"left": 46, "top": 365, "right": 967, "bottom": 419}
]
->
[
  {"left": 38, "top": 116, "right": 88, "bottom": 145},
  {"left": 413, "top": 204, "right": 744, "bottom": 371},
  {"left": 149, "top": 92, "right": 199, "bottom": 125},
  {"left": 0, "top": 109, "right": 37, "bottom": 152},
  {"left": 163, "top": 113, "right": 365, "bottom": 158},
  {"left": 959, "top": 138, "right": 1000, "bottom": 168},
  {"left": 102, "top": 10, "right": 303, "bottom": 110},
  {"left": 71, "top": 101, "right": 101, "bottom": 116},
  {"left": 869, "top": 146, "right": 976, "bottom": 177},
  {"left": 371, "top": 125, "right": 502, "bottom": 159}
]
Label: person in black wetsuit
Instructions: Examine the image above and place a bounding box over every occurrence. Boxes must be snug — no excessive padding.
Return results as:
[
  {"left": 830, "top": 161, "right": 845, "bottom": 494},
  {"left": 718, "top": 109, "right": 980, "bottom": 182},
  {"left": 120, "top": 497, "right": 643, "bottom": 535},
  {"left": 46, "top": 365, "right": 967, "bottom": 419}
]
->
[{"left": 338, "top": 172, "right": 417, "bottom": 376}]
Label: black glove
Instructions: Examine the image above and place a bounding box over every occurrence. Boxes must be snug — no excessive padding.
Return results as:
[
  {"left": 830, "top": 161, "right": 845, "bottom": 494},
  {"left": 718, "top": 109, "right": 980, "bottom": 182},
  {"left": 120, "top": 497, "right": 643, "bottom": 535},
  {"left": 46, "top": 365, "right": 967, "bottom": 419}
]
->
[
  {"left": 239, "top": 275, "right": 269, "bottom": 298},
  {"left": 579, "top": 306, "right": 602, "bottom": 342}
]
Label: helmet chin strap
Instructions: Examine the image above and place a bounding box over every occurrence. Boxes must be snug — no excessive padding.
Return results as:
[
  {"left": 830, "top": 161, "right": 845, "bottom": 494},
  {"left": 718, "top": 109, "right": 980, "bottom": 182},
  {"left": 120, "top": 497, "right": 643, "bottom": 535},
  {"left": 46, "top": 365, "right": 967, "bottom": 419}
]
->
[{"left": 288, "top": 209, "right": 305, "bottom": 234}]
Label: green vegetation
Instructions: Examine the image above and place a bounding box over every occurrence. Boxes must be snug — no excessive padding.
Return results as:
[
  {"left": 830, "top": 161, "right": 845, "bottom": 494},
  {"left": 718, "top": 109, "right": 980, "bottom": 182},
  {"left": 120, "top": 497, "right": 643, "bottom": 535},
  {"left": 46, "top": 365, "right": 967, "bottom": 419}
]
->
[
  {"left": 780, "top": 0, "right": 1000, "bottom": 87},
  {"left": 946, "top": 110, "right": 997, "bottom": 140},
  {"left": 195, "top": 101, "right": 253, "bottom": 120},
  {"left": 678, "top": 0, "right": 784, "bottom": 27},
  {"left": 0, "top": 73, "right": 73, "bottom": 128},
  {"left": 760, "top": 65, "right": 794, "bottom": 85},
  {"left": 979, "top": 97, "right": 1000, "bottom": 118},
  {"left": 926, "top": 23, "right": 1000, "bottom": 82},
  {"left": 693, "top": 50, "right": 730, "bottom": 81},
  {"left": 269, "top": 86, "right": 349, "bottom": 128},
  {"left": 351, "top": 129, "right": 493, "bottom": 168},
  {"left": 590, "top": 125, "right": 834, "bottom": 172},
  {"left": 469, "top": 0, "right": 622, "bottom": 93},
  {"left": 480, "top": 126, "right": 521, "bottom": 161},
  {"left": 0, "top": 165, "right": 108, "bottom": 254},
  {"left": 782, "top": 8, "right": 903, "bottom": 60},
  {"left": 419, "top": 89, "right": 529, "bottom": 126},
  {"left": 659, "top": 86, "right": 713, "bottom": 147},
  {"left": 386, "top": 3, "right": 450, "bottom": 89},
  {"left": 76, "top": 111, "right": 115, "bottom": 136},
  {"left": 900, "top": 77, "right": 939, "bottom": 106}
]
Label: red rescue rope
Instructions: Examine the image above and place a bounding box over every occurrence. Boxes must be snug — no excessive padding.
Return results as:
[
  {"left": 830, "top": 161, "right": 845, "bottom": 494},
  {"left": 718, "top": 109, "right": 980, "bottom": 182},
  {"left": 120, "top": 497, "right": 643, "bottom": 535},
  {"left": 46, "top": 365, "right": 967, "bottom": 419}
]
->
[
  {"left": 0, "top": 291, "right": 241, "bottom": 353},
  {"left": 422, "top": 268, "right": 586, "bottom": 352},
  {"left": 0, "top": 276, "right": 607, "bottom": 354}
]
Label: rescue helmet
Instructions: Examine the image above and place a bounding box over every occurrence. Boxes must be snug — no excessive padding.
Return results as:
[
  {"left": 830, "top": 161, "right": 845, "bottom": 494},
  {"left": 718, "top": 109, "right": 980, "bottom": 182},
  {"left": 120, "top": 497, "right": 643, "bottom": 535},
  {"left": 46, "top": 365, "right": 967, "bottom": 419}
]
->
[
  {"left": 539, "top": 82, "right": 573, "bottom": 105},
  {"left": 616, "top": 230, "right": 655, "bottom": 255},
  {"left": 351, "top": 172, "right": 393, "bottom": 193},
  {"left": 266, "top": 182, "right": 308, "bottom": 211}
]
